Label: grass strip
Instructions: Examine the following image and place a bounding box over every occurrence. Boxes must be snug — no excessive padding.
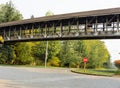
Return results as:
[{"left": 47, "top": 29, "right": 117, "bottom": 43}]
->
[{"left": 71, "top": 69, "right": 116, "bottom": 77}]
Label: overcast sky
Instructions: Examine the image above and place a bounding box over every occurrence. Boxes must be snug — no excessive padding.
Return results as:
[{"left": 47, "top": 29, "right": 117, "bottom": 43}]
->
[{"left": 0, "top": 0, "right": 120, "bottom": 62}]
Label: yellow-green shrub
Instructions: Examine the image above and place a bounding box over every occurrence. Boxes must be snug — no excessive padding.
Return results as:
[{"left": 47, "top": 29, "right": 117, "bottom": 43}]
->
[{"left": 48, "top": 57, "right": 61, "bottom": 67}]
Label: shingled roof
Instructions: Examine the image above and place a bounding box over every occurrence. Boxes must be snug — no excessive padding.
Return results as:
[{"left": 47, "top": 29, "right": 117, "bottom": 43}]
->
[{"left": 0, "top": 7, "right": 120, "bottom": 27}]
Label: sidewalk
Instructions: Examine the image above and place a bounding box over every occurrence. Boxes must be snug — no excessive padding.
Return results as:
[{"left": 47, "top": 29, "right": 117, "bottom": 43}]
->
[{"left": 0, "top": 80, "right": 26, "bottom": 88}]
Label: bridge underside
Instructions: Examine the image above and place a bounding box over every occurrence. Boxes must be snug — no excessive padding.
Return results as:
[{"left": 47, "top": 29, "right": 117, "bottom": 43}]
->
[{"left": 0, "top": 8, "right": 120, "bottom": 42}]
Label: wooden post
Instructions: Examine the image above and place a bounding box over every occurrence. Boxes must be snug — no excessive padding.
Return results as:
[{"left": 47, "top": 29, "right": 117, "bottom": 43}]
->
[
  {"left": 83, "top": 57, "right": 88, "bottom": 72},
  {"left": 84, "top": 62, "right": 86, "bottom": 72}
]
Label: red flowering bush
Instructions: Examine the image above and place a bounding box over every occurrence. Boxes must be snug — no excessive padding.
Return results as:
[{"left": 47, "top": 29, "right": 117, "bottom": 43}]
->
[{"left": 114, "top": 60, "right": 120, "bottom": 69}]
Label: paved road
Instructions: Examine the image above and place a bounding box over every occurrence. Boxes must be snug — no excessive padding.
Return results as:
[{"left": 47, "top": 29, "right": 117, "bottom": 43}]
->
[{"left": 0, "top": 66, "right": 120, "bottom": 88}]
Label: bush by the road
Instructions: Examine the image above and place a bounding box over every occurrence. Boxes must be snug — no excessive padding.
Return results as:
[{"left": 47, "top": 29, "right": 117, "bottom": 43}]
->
[
  {"left": 115, "top": 70, "right": 120, "bottom": 75},
  {"left": 114, "top": 60, "right": 120, "bottom": 69},
  {"left": 48, "top": 57, "right": 61, "bottom": 67}
]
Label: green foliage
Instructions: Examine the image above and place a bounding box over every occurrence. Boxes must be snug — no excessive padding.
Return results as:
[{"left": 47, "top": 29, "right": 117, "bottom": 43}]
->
[
  {"left": 46, "top": 10, "right": 54, "bottom": 16},
  {"left": 0, "top": 44, "right": 14, "bottom": 64},
  {"left": 14, "top": 43, "right": 34, "bottom": 65},
  {"left": 0, "top": 1, "right": 23, "bottom": 65},
  {"left": 59, "top": 41, "right": 82, "bottom": 68},
  {"left": 32, "top": 41, "right": 61, "bottom": 65},
  {"left": 81, "top": 40, "right": 110, "bottom": 69},
  {"left": 31, "top": 15, "right": 34, "bottom": 19},
  {"left": 58, "top": 40, "right": 110, "bottom": 68},
  {"left": 114, "top": 60, "right": 120, "bottom": 69},
  {"left": 48, "top": 41, "right": 61, "bottom": 58},
  {"left": 48, "top": 57, "right": 60, "bottom": 67},
  {"left": 0, "top": 1, "right": 23, "bottom": 23},
  {"left": 115, "top": 70, "right": 120, "bottom": 75},
  {"left": 32, "top": 42, "right": 46, "bottom": 62}
]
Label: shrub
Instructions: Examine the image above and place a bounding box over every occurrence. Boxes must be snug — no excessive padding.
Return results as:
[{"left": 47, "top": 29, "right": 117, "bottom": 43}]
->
[
  {"left": 115, "top": 70, "right": 120, "bottom": 75},
  {"left": 114, "top": 60, "right": 120, "bottom": 69},
  {"left": 48, "top": 57, "right": 61, "bottom": 67}
]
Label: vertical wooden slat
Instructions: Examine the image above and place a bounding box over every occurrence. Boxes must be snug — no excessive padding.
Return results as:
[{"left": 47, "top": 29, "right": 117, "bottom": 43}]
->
[
  {"left": 117, "top": 15, "right": 119, "bottom": 32},
  {"left": 60, "top": 21, "right": 63, "bottom": 37},
  {"left": 3, "top": 29, "right": 5, "bottom": 39},
  {"left": 45, "top": 24, "right": 47, "bottom": 37},
  {"left": 9, "top": 28, "right": 10, "bottom": 38},
  {"left": 95, "top": 17, "right": 98, "bottom": 32},
  {"left": 85, "top": 18, "right": 88, "bottom": 34},
  {"left": 68, "top": 21, "right": 71, "bottom": 33},
  {"left": 77, "top": 19, "right": 79, "bottom": 32},
  {"left": 19, "top": 27, "right": 22, "bottom": 38},
  {"left": 53, "top": 23, "right": 56, "bottom": 34},
  {"left": 106, "top": 17, "right": 108, "bottom": 32}
]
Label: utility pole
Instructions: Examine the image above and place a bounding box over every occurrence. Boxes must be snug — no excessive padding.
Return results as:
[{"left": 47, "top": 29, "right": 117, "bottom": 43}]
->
[
  {"left": 44, "top": 11, "right": 53, "bottom": 68},
  {"left": 45, "top": 41, "right": 48, "bottom": 68}
]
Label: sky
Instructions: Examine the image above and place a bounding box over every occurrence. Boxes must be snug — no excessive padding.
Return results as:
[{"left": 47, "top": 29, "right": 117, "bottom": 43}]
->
[{"left": 0, "top": 0, "right": 120, "bottom": 62}]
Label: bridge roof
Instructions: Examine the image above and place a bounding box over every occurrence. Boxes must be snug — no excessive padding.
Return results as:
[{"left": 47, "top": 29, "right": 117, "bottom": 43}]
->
[{"left": 0, "top": 7, "right": 120, "bottom": 27}]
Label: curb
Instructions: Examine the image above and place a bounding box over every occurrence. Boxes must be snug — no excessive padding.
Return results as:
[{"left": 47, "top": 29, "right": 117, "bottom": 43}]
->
[{"left": 71, "top": 70, "right": 114, "bottom": 77}]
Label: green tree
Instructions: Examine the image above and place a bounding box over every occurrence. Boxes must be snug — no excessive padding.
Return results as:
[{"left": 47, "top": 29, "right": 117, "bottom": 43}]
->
[
  {"left": 59, "top": 41, "right": 82, "bottom": 68},
  {"left": 14, "top": 43, "right": 34, "bottom": 65},
  {"left": 73, "top": 40, "right": 86, "bottom": 67},
  {"left": 46, "top": 10, "right": 54, "bottom": 16},
  {"left": 0, "top": 1, "right": 23, "bottom": 23},
  {"left": 0, "top": 44, "right": 15, "bottom": 64},
  {"left": 32, "top": 42, "right": 46, "bottom": 65},
  {"left": 31, "top": 15, "right": 34, "bottom": 19},
  {"left": 32, "top": 41, "right": 61, "bottom": 65},
  {"left": 0, "top": 1, "right": 23, "bottom": 64},
  {"left": 58, "top": 40, "right": 110, "bottom": 68},
  {"left": 81, "top": 40, "right": 110, "bottom": 69}
]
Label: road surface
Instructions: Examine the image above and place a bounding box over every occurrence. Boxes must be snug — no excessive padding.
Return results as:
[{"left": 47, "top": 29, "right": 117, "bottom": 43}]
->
[{"left": 0, "top": 66, "right": 120, "bottom": 88}]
